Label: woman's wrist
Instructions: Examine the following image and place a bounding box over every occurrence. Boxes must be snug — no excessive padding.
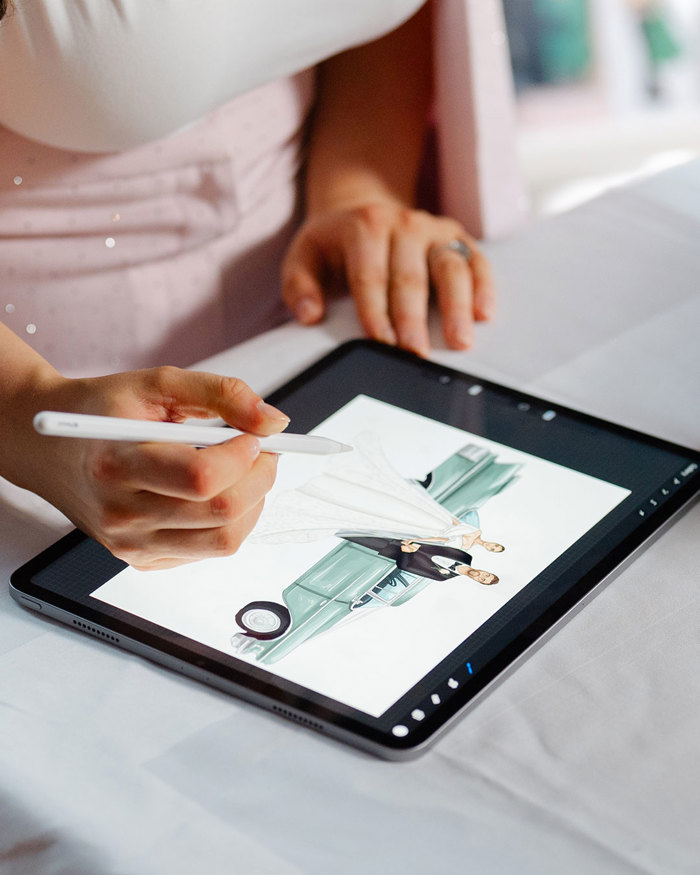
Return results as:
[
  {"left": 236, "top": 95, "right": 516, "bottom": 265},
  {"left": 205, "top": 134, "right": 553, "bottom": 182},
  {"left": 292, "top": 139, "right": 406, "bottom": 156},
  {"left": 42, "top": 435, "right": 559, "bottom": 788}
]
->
[
  {"left": 305, "top": 165, "right": 410, "bottom": 219},
  {"left": 304, "top": 4, "right": 431, "bottom": 220},
  {"left": 0, "top": 329, "right": 71, "bottom": 488}
]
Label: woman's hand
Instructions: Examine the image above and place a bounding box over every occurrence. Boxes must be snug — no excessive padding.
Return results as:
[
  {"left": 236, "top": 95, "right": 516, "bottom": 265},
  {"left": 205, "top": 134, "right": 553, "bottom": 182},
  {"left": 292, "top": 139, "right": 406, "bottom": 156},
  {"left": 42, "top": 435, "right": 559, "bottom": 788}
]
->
[
  {"left": 286, "top": 4, "right": 495, "bottom": 357},
  {"left": 282, "top": 202, "right": 495, "bottom": 358},
  {"left": 8, "top": 366, "right": 289, "bottom": 570}
]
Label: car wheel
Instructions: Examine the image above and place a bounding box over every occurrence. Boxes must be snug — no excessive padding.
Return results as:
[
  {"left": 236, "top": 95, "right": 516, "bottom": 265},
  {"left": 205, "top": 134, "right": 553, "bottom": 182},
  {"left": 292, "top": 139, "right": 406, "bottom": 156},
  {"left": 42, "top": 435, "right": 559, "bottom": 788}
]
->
[{"left": 235, "top": 601, "right": 291, "bottom": 640}]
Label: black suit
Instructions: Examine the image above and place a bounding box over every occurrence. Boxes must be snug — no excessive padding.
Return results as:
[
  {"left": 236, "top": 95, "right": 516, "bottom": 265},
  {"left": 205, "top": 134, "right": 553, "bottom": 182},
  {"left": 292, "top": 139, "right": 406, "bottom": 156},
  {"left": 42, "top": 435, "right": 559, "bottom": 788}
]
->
[{"left": 342, "top": 535, "right": 473, "bottom": 581}]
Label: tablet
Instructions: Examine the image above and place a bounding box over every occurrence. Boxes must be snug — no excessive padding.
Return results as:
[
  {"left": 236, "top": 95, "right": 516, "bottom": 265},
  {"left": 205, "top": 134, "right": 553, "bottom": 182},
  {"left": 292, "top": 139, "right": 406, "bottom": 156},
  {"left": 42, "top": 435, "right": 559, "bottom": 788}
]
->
[{"left": 10, "top": 340, "right": 699, "bottom": 759}]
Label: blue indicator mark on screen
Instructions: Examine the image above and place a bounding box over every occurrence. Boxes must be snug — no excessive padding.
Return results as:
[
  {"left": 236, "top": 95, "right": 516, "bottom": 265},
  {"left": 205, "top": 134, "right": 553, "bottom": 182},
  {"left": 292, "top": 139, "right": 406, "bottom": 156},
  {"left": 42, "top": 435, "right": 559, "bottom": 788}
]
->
[{"left": 466, "top": 662, "right": 473, "bottom": 675}]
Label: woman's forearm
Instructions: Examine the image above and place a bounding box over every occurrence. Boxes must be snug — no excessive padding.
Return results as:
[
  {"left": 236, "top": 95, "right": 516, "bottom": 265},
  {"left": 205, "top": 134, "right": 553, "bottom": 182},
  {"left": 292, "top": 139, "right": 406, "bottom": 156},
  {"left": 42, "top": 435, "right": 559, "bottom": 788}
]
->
[
  {"left": 305, "top": 2, "right": 432, "bottom": 215},
  {"left": 0, "top": 322, "right": 62, "bottom": 399}
]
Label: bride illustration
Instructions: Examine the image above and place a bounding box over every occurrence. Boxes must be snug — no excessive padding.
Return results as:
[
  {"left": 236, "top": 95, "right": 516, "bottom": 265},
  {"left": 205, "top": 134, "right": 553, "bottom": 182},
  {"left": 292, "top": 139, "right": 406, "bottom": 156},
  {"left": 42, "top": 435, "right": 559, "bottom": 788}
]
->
[{"left": 251, "top": 432, "right": 505, "bottom": 554}]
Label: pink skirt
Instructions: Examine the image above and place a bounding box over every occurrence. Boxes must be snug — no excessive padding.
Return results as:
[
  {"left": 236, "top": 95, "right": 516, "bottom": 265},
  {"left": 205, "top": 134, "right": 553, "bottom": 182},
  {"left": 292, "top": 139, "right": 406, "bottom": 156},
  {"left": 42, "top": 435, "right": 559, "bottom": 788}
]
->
[{"left": 0, "top": 70, "right": 315, "bottom": 377}]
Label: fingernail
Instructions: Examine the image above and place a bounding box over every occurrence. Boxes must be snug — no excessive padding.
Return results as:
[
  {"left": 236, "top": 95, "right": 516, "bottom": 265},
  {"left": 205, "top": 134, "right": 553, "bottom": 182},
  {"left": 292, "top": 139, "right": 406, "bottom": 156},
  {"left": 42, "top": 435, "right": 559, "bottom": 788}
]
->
[
  {"left": 257, "top": 400, "right": 290, "bottom": 425},
  {"left": 295, "top": 297, "right": 321, "bottom": 324},
  {"left": 453, "top": 329, "right": 473, "bottom": 349},
  {"left": 403, "top": 333, "right": 429, "bottom": 357}
]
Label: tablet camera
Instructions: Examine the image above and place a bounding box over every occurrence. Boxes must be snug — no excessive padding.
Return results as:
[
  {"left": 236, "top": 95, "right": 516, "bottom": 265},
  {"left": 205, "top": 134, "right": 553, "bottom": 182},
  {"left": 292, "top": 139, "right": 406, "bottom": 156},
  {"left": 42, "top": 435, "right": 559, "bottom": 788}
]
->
[{"left": 438, "top": 374, "right": 451, "bottom": 385}]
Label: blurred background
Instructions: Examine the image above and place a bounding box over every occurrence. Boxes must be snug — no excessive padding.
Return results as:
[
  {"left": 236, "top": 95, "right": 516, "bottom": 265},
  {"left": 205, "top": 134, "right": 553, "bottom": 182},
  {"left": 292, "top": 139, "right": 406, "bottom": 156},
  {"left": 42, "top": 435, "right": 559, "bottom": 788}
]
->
[{"left": 501, "top": 0, "right": 700, "bottom": 216}]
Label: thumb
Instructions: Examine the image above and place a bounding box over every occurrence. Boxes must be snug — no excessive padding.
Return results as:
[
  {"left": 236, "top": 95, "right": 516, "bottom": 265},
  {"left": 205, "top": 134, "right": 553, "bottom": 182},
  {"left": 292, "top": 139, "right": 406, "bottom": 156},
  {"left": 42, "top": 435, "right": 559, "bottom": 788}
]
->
[
  {"left": 282, "top": 234, "right": 326, "bottom": 324},
  {"left": 142, "top": 367, "right": 290, "bottom": 435}
]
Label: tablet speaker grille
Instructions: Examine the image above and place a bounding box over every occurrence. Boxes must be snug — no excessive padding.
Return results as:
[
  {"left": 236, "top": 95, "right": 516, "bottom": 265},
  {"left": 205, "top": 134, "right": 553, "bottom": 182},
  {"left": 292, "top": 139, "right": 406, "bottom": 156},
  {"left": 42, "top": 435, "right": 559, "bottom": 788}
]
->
[
  {"left": 272, "top": 705, "right": 324, "bottom": 732},
  {"left": 72, "top": 619, "right": 120, "bottom": 643}
]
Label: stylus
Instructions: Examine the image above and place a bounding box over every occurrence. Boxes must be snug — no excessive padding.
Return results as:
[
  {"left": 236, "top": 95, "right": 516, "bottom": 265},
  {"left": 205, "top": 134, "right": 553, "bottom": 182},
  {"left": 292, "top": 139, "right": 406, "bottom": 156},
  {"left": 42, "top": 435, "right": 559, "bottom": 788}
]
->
[{"left": 33, "top": 411, "right": 353, "bottom": 455}]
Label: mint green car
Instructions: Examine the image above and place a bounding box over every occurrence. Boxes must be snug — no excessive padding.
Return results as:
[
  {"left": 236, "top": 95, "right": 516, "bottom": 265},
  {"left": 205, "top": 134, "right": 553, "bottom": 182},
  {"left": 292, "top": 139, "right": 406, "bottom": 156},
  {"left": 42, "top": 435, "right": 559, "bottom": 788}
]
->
[{"left": 231, "top": 444, "right": 521, "bottom": 665}]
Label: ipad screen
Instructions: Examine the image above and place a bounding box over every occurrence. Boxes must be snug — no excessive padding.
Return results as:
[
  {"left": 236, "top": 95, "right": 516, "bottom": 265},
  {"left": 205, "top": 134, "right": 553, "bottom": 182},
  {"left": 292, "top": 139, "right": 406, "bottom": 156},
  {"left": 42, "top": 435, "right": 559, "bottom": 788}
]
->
[{"left": 90, "top": 394, "right": 634, "bottom": 719}]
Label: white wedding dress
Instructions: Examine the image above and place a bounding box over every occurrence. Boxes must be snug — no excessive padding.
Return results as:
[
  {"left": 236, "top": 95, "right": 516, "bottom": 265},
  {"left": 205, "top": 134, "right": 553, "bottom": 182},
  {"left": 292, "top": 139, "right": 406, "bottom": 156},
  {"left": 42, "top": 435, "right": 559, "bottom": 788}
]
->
[{"left": 251, "top": 433, "right": 479, "bottom": 545}]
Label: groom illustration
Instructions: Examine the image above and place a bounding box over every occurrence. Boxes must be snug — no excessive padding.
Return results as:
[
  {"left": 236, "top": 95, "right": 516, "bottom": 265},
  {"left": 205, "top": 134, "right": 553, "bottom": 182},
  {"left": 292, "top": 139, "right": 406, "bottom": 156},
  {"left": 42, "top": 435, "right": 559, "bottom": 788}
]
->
[{"left": 340, "top": 534, "right": 499, "bottom": 585}]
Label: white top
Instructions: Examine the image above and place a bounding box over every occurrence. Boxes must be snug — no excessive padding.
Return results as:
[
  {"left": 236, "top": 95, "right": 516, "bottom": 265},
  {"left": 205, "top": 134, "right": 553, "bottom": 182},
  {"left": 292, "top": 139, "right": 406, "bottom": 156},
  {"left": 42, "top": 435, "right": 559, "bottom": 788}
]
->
[{"left": 0, "top": 0, "right": 425, "bottom": 152}]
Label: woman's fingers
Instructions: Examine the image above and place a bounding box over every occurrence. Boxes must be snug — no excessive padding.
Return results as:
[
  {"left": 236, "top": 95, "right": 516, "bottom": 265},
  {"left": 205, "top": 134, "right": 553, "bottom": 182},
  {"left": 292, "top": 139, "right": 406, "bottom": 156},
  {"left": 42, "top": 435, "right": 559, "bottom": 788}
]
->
[
  {"left": 342, "top": 208, "right": 396, "bottom": 345},
  {"left": 94, "top": 434, "right": 264, "bottom": 500},
  {"left": 126, "top": 500, "right": 267, "bottom": 570},
  {"left": 282, "top": 204, "right": 496, "bottom": 355},
  {"left": 93, "top": 448, "right": 278, "bottom": 566},
  {"left": 130, "top": 366, "right": 290, "bottom": 436},
  {"left": 429, "top": 241, "right": 475, "bottom": 350},
  {"left": 388, "top": 229, "right": 430, "bottom": 356},
  {"left": 98, "top": 447, "right": 278, "bottom": 530},
  {"left": 470, "top": 248, "right": 496, "bottom": 322},
  {"left": 281, "top": 235, "right": 326, "bottom": 325}
]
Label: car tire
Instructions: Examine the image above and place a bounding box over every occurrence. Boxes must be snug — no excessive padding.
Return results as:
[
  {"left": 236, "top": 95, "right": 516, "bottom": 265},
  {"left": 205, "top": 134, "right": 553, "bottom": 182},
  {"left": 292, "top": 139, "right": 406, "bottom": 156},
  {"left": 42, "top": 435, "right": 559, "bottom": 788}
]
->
[{"left": 235, "top": 601, "right": 291, "bottom": 640}]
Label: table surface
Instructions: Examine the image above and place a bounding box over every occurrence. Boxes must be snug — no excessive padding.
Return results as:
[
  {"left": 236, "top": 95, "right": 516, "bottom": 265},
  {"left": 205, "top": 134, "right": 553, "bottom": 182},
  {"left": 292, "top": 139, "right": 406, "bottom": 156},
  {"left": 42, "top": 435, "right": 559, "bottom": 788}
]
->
[{"left": 1, "top": 161, "right": 698, "bottom": 875}]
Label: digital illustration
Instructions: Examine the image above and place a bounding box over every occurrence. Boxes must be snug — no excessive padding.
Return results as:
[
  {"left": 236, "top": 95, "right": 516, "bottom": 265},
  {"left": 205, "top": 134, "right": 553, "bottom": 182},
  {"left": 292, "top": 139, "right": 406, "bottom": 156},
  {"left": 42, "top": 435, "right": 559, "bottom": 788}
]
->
[{"left": 232, "top": 436, "right": 521, "bottom": 664}]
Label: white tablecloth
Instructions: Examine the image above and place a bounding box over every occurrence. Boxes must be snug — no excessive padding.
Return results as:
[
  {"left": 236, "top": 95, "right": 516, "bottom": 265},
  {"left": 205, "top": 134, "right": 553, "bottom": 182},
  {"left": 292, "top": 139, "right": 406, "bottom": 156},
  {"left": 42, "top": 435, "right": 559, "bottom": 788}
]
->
[{"left": 1, "top": 162, "right": 698, "bottom": 874}]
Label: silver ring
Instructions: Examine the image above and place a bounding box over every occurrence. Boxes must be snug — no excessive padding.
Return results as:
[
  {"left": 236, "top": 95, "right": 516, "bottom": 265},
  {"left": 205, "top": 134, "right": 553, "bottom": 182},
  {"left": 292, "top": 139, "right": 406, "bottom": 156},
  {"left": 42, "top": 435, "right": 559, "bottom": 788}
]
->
[
  {"left": 445, "top": 239, "right": 473, "bottom": 261},
  {"left": 434, "top": 239, "right": 473, "bottom": 263}
]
